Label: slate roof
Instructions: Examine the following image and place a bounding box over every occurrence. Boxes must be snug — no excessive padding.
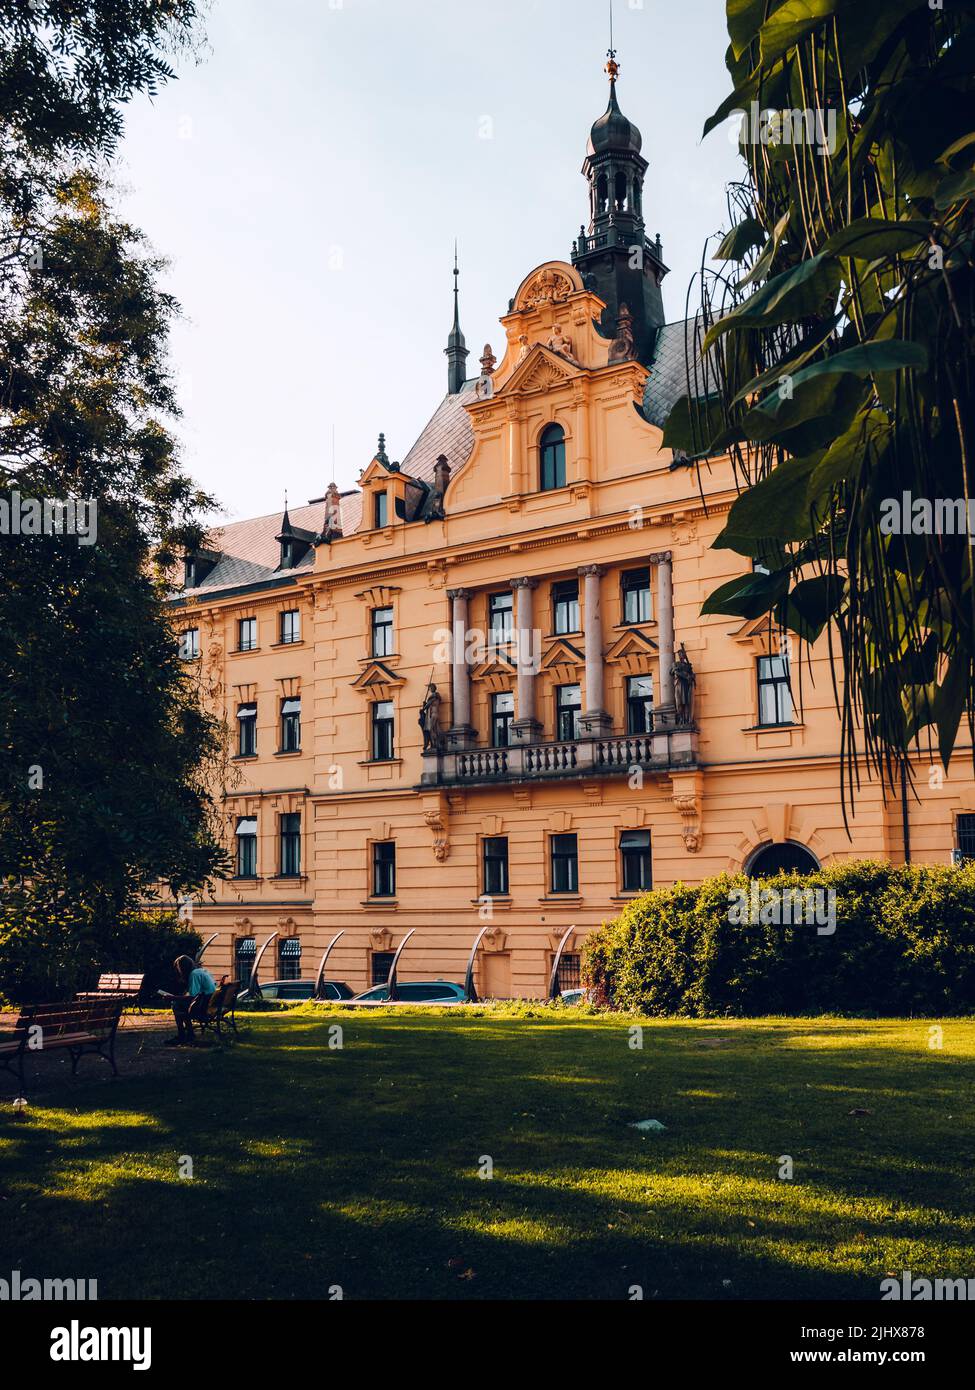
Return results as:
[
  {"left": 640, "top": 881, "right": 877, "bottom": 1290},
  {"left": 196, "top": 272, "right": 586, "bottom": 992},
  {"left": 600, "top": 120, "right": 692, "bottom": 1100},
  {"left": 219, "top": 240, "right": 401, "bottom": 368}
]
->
[{"left": 640, "top": 316, "right": 708, "bottom": 429}]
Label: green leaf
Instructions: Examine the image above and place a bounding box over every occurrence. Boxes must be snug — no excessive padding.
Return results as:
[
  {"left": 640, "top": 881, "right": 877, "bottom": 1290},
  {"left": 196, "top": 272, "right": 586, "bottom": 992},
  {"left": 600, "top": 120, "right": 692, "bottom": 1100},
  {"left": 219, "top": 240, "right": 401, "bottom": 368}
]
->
[
  {"left": 769, "top": 340, "right": 929, "bottom": 399},
  {"left": 703, "top": 255, "right": 840, "bottom": 350},
  {"left": 715, "top": 216, "right": 766, "bottom": 263},
  {"left": 701, "top": 567, "right": 789, "bottom": 620},
  {"left": 933, "top": 653, "right": 970, "bottom": 770},
  {"left": 718, "top": 454, "right": 824, "bottom": 542},
  {"left": 780, "top": 575, "right": 845, "bottom": 642},
  {"left": 821, "top": 218, "right": 932, "bottom": 260},
  {"left": 661, "top": 394, "right": 729, "bottom": 455},
  {"left": 759, "top": 0, "right": 841, "bottom": 66},
  {"left": 935, "top": 169, "right": 975, "bottom": 209},
  {"left": 727, "top": 0, "right": 772, "bottom": 59}
]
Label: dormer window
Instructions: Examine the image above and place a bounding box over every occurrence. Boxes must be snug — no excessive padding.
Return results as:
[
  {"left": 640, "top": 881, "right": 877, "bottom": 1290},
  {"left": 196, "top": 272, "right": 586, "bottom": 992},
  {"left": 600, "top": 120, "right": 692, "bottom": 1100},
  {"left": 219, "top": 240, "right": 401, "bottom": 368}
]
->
[
  {"left": 374, "top": 491, "right": 389, "bottom": 528},
  {"left": 184, "top": 557, "right": 197, "bottom": 589},
  {"left": 182, "top": 550, "right": 219, "bottom": 589},
  {"left": 280, "top": 538, "right": 294, "bottom": 570},
  {"left": 540, "top": 425, "right": 566, "bottom": 492}
]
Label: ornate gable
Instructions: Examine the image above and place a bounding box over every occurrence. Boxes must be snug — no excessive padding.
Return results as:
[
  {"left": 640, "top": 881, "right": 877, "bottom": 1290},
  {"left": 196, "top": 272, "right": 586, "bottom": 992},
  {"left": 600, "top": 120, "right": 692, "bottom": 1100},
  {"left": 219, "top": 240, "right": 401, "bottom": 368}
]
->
[
  {"left": 471, "top": 651, "right": 518, "bottom": 693},
  {"left": 539, "top": 638, "right": 585, "bottom": 684},
  {"left": 498, "top": 344, "right": 580, "bottom": 397}
]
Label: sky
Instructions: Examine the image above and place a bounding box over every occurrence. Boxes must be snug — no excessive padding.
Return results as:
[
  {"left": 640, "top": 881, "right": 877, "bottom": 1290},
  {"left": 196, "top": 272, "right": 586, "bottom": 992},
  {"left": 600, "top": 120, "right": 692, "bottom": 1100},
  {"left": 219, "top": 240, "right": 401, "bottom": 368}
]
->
[{"left": 115, "top": 0, "right": 742, "bottom": 525}]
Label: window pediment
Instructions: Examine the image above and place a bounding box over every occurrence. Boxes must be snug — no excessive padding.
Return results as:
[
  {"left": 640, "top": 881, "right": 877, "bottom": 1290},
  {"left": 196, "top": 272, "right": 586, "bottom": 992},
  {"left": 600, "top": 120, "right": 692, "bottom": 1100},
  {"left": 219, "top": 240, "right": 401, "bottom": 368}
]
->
[
  {"left": 351, "top": 661, "right": 405, "bottom": 701},
  {"left": 606, "top": 627, "right": 659, "bottom": 674}
]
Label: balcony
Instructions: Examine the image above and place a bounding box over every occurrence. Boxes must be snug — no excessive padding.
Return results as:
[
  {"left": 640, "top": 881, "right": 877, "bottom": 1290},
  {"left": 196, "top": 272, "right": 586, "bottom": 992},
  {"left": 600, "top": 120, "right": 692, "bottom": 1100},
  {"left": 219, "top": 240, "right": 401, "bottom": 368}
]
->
[{"left": 421, "top": 722, "right": 698, "bottom": 789}]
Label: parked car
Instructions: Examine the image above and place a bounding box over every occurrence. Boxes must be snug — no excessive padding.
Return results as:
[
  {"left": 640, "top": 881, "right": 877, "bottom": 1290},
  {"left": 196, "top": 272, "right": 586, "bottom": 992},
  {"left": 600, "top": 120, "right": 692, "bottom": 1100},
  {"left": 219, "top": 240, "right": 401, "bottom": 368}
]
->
[
  {"left": 238, "top": 979, "right": 354, "bottom": 1003},
  {"left": 349, "top": 980, "right": 468, "bottom": 1006}
]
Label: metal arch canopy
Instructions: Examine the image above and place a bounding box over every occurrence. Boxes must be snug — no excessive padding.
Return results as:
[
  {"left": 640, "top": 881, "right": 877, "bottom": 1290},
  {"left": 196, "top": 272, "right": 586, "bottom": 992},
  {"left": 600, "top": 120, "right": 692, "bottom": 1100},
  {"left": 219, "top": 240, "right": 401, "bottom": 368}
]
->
[
  {"left": 314, "top": 930, "right": 345, "bottom": 1000},
  {"left": 249, "top": 931, "right": 279, "bottom": 1000},
  {"left": 386, "top": 928, "right": 416, "bottom": 1001},
  {"left": 464, "top": 924, "right": 492, "bottom": 1003},
  {"left": 547, "top": 925, "right": 576, "bottom": 1001},
  {"left": 195, "top": 932, "right": 219, "bottom": 964}
]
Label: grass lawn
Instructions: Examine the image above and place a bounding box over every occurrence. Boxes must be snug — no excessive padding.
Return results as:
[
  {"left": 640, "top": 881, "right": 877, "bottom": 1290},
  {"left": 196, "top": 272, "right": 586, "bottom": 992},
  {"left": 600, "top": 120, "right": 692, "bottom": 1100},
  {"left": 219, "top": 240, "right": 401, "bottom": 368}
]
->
[{"left": 2, "top": 1009, "right": 974, "bottom": 1300}]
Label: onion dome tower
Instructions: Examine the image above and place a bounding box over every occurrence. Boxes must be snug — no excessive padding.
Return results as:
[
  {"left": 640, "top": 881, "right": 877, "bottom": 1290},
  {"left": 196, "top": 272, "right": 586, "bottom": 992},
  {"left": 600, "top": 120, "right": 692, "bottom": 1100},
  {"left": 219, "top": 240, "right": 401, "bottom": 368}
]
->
[{"left": 571, "top": 49, "right": 669, "bottom": 364}]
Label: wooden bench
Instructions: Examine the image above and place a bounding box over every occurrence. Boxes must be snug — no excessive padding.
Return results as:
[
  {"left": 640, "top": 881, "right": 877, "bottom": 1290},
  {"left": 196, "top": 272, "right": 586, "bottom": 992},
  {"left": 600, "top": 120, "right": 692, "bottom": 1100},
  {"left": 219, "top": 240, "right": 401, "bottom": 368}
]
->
[
  {"left": 0, "top": 1000, "right": 123, "bottom": 1091},
  {"left": 76, "top": 972, "right": 145, "bottom": 1009},
  {"left": 192, "top": 981, "right": 241, "bottom": 1042}
]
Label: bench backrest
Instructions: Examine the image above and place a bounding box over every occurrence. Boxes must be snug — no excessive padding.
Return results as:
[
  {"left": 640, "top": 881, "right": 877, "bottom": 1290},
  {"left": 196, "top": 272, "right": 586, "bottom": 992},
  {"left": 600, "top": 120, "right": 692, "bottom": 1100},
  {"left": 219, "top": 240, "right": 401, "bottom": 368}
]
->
[
  {"left": 16, "top": 1000, "right": 123, "bottom": 1044},
  {"left": 95, "top": 973, "right": 144, "bottom": 993}
]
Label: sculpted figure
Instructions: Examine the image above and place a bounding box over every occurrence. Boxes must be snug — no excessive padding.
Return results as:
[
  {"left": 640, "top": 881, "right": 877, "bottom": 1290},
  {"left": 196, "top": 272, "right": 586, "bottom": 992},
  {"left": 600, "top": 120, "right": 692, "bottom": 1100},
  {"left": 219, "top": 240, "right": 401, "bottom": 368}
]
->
[
  {"left": 419, "top": 683, "right": 443, "bottom": 752},
  {"left": 673, "top": 643, "right": 696, "bottom": 726}
]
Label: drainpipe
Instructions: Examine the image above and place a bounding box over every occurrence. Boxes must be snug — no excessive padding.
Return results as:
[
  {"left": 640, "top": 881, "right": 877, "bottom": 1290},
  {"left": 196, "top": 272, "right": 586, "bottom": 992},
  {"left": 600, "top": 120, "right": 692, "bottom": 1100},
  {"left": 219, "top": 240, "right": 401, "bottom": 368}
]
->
[{"left": 901, "top": 763, "right": 912, "bottom": 864}]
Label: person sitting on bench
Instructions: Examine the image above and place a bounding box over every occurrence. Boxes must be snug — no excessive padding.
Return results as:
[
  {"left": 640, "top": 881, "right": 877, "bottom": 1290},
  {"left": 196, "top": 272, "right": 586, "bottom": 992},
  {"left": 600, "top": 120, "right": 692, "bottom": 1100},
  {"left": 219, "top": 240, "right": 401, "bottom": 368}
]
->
[{"left": 160, "top": 956, "right": 216, "bottom": 1046}]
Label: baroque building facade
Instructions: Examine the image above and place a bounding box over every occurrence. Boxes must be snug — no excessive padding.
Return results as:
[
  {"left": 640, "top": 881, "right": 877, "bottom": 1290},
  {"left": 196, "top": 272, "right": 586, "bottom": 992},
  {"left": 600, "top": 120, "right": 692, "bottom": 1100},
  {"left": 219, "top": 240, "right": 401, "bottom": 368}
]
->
[{"left": 171, "top": 60, "right": 975, "bottom": 997}]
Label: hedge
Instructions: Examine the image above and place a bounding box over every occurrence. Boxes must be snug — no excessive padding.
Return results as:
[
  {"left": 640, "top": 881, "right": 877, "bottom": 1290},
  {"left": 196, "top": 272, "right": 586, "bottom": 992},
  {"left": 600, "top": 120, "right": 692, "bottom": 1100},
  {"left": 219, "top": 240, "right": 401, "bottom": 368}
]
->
[{"left": 582, "top": 861, "right": 975, "bottom": 1017}]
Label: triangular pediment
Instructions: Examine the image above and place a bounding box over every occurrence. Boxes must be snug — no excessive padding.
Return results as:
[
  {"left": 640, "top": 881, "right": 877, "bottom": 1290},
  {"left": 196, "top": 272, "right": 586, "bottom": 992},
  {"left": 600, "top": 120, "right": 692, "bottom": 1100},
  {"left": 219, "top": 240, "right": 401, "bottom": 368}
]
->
[
  {"left": 471, "top": 651, "right": 518, "bottom": 681},
  {"left": 350, "top": 661, "right": 406, "bottom": 696},
  {"left": 499, "top": 344, "right": 581, "bottom": 397},
  {"left": 731, "top": 615, "right": 783, "bottom": 653},
  {"left": 539, "top": 638, "right": 585, "bottom": 672},
  {"left": 606, "top": 628, "right": 659, "bottom": 662}
]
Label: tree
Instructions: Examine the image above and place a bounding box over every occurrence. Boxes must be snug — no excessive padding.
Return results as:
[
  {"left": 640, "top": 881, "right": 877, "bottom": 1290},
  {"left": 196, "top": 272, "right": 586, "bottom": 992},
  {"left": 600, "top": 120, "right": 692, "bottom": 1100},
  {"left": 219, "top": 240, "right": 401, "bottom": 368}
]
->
[
  {"left": 0, "top": 3, "right": 228, "bottom": 998},
  {"left": 666, "top": 0, "right": 974, "bottom": 805}
]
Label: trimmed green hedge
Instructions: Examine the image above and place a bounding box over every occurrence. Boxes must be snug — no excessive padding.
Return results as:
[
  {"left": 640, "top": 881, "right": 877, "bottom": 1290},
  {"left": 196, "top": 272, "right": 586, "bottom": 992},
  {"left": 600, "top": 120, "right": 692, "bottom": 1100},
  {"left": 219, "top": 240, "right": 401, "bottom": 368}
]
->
[{"left": 583, "top": 861, "right": 975, "bottom": 1017}]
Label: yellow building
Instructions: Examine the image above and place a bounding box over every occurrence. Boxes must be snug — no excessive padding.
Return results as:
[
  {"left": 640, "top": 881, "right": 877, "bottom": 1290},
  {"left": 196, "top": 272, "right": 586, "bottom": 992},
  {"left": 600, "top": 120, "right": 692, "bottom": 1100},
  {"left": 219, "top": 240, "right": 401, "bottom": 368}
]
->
[{"left": 172, "top": 61, "right": 975, "bottom": 997}]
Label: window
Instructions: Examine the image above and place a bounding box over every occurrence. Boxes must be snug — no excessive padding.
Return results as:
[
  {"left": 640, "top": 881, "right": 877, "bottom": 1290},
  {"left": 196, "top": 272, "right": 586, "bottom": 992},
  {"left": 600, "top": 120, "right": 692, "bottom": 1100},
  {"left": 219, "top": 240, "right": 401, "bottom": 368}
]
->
[
  {"left": 539, "top": 424, "right": 566, "bottom": 491},
  {"left": 958, "top": 814, "right": 975, "bottom": 860},
  {"left": 757, "top": 653, "right": 793, "bottom": 726},
  {"left": 280, "top": 609, "right": 301, "bottom": 645},
  {"left": 622, "top": 568, "right": 652, "bottom": 624},
  {"left": 483, "top": 837, "right": 509, "bottom": 896},
  {"left": 238, "top": 617, "right": 257, "bottom": 652},
  {"left": 280, "top": 538, "right": 294, "bottom": 570},
  {"left": 556, "top": 953, "right": 581, "bottom": 990},
  {"left": 552, "top": 580, "right": 580, "bottom": 635},
  {"left": 556, "top": 684, "right": 582, "bottom": 741},
  {"left": 374, "top": 491, "right": 388, "bottom": 528},
  {"left": 491, "top": 691, "right": 514, "bottom": 748},
  {"left": 371, "top": 607, "right": 394, "bottom": 658},
  {"left": 488, "top": 592, "right": 513, "bottom": 645},
  {"left": 183, "top": 557, "right": 197, "bottom": 589},
  {"left": 626, "top": 675, "right": 654, "bottom": 735},
  {"left": 372, "top": 841, "right": 396, "bottom": 898},
  {"left": 371, "top": 950, "right": 395, "bottom": 986},
  {"left": 235, "top": 936, "right": 256, "bottom": 985},
  {"left": 178, "top": 628, "right": 200, "bottom": 660},
  {"left": 371, "top": 700, "right": 394, "bottom": 761},
  {"left": 551, "top": 833, "right": 579, "bottom": 894},
  {"left": 235, "top": 816, "right": 257, "bottom": 878},
  {"left": 621, "top": 830, "right": 652, "bottom": 893},
  {"left": 280, "top": 697, "right": 301, "bottom": 752},
  {"left": 279, "top": 936, "right": 302, "bottom": 982},
  {"left": 279, "top": 813, "right": 301, "bottom": 877},
  {"left": 237, "top": 702, "right": 257, "bottom": 757}
]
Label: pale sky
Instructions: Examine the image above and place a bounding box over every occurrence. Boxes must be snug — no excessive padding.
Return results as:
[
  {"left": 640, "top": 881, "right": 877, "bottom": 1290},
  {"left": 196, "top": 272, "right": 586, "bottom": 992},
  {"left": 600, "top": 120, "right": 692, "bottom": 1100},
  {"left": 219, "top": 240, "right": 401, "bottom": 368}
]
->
[{"left": 115, "top": 0, "right": 741, "bottom": 524}]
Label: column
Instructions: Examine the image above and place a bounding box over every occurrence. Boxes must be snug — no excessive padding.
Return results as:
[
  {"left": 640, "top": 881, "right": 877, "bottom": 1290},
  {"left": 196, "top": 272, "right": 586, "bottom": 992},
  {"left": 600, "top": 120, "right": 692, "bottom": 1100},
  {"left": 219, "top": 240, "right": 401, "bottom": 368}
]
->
[
  {"left": 579, "top": 564, "right": 610, "bottom": 736},
  {"left": 509, "top": 577, "right": 540, "bottom": 745},
  {"left": 446, "top": 588, "right": 474, "bottom": 751},
  {"left": 655, "top": 552, "right": 675, "bottom": 720}
]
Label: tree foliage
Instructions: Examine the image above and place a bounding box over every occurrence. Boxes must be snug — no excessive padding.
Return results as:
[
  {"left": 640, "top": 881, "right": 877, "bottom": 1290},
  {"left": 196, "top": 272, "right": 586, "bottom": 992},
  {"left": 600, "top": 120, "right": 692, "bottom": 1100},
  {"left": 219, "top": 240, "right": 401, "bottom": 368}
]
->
[
  {"left": 0, "top": 1, "right": 229, "bottom": 992},
  {"left": 668, "top": 0, "right": 975, "bottom": 800}
]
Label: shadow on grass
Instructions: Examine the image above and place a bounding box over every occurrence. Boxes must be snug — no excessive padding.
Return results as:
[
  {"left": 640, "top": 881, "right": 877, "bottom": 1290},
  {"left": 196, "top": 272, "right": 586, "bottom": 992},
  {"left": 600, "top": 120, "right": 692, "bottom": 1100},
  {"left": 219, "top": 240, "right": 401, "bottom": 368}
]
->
[{"left": 1, "top": 1014, "right": 973, "bottom": 1300}]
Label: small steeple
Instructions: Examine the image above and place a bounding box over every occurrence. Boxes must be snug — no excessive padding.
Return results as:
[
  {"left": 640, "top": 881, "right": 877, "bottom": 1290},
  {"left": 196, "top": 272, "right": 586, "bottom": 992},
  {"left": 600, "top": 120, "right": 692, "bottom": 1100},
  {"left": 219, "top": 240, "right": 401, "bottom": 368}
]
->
[{"left": 444, "top": 242, "right": 469, "bottom": 395}]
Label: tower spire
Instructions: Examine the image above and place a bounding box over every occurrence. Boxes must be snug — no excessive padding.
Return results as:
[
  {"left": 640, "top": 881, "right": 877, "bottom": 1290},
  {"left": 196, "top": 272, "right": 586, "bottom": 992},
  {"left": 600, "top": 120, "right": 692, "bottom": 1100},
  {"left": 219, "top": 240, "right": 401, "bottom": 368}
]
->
[{"left": 444, "top": 240, "right": 469, "bottom": 395}]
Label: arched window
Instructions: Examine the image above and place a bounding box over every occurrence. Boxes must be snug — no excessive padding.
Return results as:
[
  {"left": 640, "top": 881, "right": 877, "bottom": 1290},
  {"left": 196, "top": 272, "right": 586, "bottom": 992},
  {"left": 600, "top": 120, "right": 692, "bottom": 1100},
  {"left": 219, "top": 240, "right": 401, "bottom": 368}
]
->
[
  {"left": 615, "top": 171, "right": 628, "bottom": 211},
  {"left": 746, "top": 842, "right": 819, "bottom": 877},
  {"left": 539, "top": 424, "right": 566, "bottom": 492}
]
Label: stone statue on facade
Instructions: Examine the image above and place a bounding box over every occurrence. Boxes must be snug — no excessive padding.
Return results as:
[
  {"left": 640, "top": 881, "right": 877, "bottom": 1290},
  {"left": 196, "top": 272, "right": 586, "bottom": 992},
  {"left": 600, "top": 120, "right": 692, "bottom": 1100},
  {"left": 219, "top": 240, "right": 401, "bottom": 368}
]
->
[
  {"left": 547, "top": 323, "right": 577, "bottom": 363},
  {"left": 673, "top": 643, "right": 696, "bottom": 726},
  {"left": 426, "top": 456, "right": 450, "bottom": 520},
  {"left": 419, "top": 683, "right": 443, "bottom": 753},
  {"left": 608, "top": 302, "right": 635, "bottom": 363}
]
